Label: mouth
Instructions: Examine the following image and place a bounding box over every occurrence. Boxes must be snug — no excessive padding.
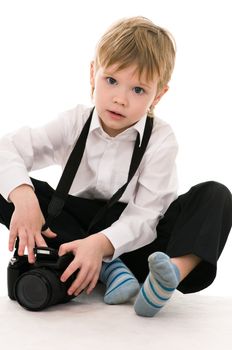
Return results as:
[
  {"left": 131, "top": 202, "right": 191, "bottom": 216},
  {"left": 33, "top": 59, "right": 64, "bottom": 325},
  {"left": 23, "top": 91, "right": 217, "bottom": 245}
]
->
[{"left": 107, "top": 110, "right": 126, "bottom": 119}]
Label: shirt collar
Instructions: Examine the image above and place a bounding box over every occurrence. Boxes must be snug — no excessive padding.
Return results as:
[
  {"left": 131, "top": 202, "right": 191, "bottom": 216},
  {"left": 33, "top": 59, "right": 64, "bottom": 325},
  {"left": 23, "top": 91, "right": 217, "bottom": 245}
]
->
[{"left": 89, "top": 108, "right": 148, "bottom": 146}]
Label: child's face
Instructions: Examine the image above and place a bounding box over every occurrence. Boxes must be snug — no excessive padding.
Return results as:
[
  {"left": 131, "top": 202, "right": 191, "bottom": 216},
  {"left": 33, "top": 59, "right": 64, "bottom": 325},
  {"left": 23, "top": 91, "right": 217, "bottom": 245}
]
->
[{"left": 90, "top": 63, "right": 167, "bottom": 137}]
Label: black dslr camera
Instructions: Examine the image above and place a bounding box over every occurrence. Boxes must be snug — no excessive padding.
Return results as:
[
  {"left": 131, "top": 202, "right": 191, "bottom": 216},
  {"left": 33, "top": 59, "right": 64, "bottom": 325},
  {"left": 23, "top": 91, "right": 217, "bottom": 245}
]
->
[{"left": 7, "top": 246, "right": 77, "bottom": 311}]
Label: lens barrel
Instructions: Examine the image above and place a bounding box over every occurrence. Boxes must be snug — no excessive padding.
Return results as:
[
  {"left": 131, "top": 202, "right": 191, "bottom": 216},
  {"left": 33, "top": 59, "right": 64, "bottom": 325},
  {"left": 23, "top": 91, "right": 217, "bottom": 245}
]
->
[{"left": 14, "top": 268, "right": 69, "bottom": 311}]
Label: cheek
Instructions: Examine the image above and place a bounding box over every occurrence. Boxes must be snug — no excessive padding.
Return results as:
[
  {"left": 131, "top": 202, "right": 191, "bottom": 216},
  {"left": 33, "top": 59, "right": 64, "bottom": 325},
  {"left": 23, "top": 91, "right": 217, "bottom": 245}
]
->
[
  {"left": 96, "top": 82, "right": 111, "bottom": 103},
  {"left": 132, "top": 97, "right": 150, "bottom": 112},
  {"left": 93, "top": 87, "right": 106, "bottom": 108}
]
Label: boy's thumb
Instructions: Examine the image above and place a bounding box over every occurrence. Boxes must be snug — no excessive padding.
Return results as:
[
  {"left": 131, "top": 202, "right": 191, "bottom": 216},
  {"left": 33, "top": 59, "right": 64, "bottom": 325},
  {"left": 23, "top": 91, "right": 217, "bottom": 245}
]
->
[{"left": 42, "top": 228, "right": 57, "bottom": 238}]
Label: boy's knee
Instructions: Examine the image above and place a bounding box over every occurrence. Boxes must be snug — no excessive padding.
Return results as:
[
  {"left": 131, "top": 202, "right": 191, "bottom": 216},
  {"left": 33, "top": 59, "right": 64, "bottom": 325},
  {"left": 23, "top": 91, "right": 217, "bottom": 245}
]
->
[
  {"left": 203, "top": 180, "right": 230, "bottom": 191},
  {"left": 205, "top": 181, "right": 231, "bottom": 201},
  {"left": 190, "top": 181, "right": 232, "bottom": 204}
]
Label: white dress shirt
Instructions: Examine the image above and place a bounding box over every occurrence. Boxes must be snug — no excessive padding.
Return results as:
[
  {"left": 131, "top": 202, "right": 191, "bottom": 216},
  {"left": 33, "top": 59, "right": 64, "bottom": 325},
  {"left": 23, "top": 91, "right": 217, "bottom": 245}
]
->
[{"left": 0, "top": 104, "right": 178, "bottom": 260}]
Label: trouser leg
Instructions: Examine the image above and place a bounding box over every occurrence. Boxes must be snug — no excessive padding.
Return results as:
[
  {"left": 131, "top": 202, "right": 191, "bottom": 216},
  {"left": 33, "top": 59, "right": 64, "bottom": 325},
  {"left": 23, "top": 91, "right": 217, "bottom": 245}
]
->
[
  {"left": 121, "top": 181, "right": 232, "bottom": 293},
  {"left": 1, "top": 179, "right": 231, "bottom": 293}
]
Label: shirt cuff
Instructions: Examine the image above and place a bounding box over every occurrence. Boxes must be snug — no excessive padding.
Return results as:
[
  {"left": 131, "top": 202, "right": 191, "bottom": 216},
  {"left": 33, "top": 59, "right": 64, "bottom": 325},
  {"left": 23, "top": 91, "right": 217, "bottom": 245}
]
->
[
  {"left": 101, "top": 220, "right": 157, "bottom": 262},
  {"left": 0, "top": 167, "right": 34, "bottom": 201}
]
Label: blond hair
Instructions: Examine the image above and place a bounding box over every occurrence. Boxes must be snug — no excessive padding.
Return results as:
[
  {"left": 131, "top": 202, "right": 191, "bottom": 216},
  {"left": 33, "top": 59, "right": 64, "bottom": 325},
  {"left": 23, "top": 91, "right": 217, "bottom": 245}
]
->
[{"left": 94, "top": 16, "right": 176, "bottom": 93}]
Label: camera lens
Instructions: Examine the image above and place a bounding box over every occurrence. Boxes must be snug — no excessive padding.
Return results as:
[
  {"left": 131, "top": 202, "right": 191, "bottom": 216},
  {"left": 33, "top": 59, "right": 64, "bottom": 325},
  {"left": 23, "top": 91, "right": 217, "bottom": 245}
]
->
[{"left": 14, "top": 268, "right": 67, "bottom": 311}]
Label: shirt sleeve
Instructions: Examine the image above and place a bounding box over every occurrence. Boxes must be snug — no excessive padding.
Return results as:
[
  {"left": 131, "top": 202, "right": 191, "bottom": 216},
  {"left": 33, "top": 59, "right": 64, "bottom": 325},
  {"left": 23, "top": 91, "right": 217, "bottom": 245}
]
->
[
  {"left": 0, "top": 105, "right": 85, "bottom": 201},
  {"left": 102, "top": 129, "right": 178, "bottom": 261}
]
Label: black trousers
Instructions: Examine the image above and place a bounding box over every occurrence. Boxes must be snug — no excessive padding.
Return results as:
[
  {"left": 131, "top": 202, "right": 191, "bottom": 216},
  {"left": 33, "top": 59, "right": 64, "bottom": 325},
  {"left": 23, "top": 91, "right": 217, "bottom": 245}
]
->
[{"left": 0, "top": 179, "right": 231, "bottom": 294}]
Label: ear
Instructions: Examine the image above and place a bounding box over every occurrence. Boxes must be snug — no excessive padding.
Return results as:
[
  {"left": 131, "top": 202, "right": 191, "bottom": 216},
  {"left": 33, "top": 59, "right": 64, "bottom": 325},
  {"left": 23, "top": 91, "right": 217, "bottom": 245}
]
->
[
  {"left": 90, "top": 61, "right": 95, "bottom": 90},
  {"left": 151, "top": 85, "right": 169, "bottom": 108}
]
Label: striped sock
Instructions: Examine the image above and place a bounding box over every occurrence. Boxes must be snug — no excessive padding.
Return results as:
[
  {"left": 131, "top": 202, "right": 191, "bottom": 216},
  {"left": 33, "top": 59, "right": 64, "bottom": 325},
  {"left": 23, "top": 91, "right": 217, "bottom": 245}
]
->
[
  {"left": 134, "top": 252, "right": 180, "bottom": 317},
  {"left": 100, "top": 258, "right": 140, "bottom": 304}
]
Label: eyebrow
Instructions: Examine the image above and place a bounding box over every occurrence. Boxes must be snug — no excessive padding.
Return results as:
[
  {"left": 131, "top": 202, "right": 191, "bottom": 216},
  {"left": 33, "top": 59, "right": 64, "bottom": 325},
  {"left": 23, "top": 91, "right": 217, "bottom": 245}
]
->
[
  {"left": 138, "top": 81, "right": 152, "bottom": 89},
  {"left": 103, "top": 69, "right": 116, "bottom": 76}
]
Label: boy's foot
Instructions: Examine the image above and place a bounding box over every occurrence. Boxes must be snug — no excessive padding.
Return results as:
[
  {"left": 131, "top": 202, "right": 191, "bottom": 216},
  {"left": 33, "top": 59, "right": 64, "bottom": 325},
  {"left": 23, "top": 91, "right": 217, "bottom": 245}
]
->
[
  {"left": 100, "top": 258, "right": 140, "bottom": 304},
  {"left": 134, "top": 251, "right": 180, "bottom": 317}
]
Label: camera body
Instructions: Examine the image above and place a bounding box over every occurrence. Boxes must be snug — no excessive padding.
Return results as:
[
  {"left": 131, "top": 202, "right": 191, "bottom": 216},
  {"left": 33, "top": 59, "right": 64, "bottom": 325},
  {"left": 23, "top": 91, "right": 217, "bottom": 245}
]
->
[{"left": 7, "top": 246, "right": 76, "bottom": 311}]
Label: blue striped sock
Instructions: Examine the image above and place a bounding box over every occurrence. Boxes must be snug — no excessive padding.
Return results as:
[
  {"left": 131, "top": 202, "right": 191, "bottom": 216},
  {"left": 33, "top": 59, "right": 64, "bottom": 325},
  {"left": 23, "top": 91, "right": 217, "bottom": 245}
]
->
[
  {"left": 100, "top": 258, "right": 140, "bottom": 304},
  {"left": 134, "top": 252, "right": 180, "bottom": 317}
]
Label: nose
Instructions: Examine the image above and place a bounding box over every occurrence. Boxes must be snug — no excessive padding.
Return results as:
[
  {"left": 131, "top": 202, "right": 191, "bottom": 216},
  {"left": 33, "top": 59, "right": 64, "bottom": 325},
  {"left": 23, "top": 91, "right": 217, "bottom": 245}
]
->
[{"left": 112, "top": 88, "right": 128, "bottom": 106}]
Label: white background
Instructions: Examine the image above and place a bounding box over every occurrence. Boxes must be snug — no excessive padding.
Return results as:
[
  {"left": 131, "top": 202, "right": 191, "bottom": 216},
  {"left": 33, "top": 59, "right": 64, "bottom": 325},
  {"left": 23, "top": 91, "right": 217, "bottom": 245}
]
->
[{"left": 0, "top": 0, "right": 231, "bottom": 296}]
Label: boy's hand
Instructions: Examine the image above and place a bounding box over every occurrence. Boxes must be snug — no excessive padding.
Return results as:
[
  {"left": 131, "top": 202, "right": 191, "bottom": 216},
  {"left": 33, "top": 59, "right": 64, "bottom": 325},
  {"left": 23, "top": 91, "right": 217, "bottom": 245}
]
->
[
  {"left": 8, "top": 184, "right": 57, "bottom": 263},
  {"left": 59, "top": 233, "right": 114, "bottom": 296}
]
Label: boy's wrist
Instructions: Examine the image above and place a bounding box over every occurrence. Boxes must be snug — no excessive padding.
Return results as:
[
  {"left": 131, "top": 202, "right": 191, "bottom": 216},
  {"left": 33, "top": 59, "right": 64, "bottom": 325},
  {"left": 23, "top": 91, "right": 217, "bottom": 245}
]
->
[
  {"left": 9, "top": 184, "right": 36, "bottom": 205},
  {"left": 94, "top": 232, "right": 115, "bottom": 258}
]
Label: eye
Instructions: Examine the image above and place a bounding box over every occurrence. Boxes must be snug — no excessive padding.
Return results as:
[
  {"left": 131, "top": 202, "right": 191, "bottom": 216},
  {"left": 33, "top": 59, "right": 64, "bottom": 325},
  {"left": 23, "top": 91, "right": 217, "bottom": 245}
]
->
[
  {"left": 133, "top": 86, "right": 145, "bottom": 95},
  {"left": 106, "top": 77, "right": 117, "bottom": 85}
]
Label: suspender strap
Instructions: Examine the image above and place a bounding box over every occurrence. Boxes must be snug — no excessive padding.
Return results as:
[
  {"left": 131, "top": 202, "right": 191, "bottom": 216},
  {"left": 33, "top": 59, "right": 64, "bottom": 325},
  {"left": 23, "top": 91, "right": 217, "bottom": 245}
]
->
[
  {"left": 44, "top": 108, "right": 153, "bottom": 233},
  {"left": 44, "top": 108, "right": 94, "bottom": 227}
]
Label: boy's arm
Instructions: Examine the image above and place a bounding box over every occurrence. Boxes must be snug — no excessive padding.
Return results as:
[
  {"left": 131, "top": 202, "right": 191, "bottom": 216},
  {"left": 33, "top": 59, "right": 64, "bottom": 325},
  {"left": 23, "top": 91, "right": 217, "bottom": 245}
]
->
[
  {"left": 101, "top": 132, "right": 178, "bottom": 261},
  {"left": 0, "top": 121, "right": 65, "bottom": 201},
  {"left": 8, "top": 184, "right": 57, "bottom": 263},
  {"left": 0, "top": 105, "right": 86, "bottom": 201}
]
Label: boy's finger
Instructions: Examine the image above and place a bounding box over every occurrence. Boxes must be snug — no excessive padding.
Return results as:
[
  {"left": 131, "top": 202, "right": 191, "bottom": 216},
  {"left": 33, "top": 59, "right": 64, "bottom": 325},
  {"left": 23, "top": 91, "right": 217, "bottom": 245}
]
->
[
  {"left": 60, "top": 259, "right": 80, "bottom": 283},
  {"left": 74, "top": 274, "right": 93, "bottom": 296},
  {"left": 17, "top": 229, "right": 27, "bottom": 256},
  {"left": 86, "top": 275, "right": 98, "bottom": 295},
  {"left": 42, "top": 228, "right": 57, "bottom": 238},
  {"left": 35, "top": 234, "right": 48, "bottom": 248},
  {"left": 74, "top": 271, "right": 92, "bottom": 295},
  {"left": 27, "top": 235, "right": 36, "bottom": 263},
  {"left": 67, "top": 267, "right": 88, "bottom": 295},
  {"left": 8, "top": 227, "right": 17, "bottom": 251},
  {"left": 58, "top": 242, "right": 73, "bottom": 256}
]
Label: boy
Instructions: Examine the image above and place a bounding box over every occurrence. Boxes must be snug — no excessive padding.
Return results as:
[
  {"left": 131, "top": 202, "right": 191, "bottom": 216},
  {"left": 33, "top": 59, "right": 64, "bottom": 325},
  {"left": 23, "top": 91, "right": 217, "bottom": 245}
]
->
[{"left": 0, "top": 17, "right": 231, "bottom": 317}]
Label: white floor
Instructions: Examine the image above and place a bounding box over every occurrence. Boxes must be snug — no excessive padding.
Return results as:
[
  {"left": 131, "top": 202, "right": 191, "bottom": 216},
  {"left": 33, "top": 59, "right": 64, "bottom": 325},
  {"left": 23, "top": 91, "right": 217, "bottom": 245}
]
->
[
  {"left": 1, "top": 226, "right": 232, "bottom": 350},
  {"left": 0, "top": 284, "right": 232, "bottom": 350}
]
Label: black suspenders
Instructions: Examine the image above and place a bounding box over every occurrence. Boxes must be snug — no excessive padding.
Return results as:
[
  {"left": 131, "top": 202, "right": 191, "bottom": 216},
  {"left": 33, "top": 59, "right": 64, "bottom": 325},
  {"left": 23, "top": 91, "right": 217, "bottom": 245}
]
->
[{"left": 43, "top": 107, "right": 153, "bottom": 235}]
